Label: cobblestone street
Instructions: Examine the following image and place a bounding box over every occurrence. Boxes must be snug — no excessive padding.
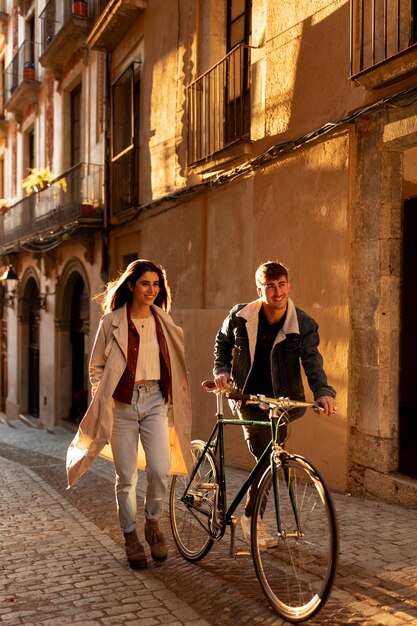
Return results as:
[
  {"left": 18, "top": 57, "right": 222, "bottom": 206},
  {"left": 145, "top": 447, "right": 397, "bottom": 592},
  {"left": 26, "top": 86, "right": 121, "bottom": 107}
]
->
[{"left": 1, "top": 419, "right": 417, "bottom": 625}]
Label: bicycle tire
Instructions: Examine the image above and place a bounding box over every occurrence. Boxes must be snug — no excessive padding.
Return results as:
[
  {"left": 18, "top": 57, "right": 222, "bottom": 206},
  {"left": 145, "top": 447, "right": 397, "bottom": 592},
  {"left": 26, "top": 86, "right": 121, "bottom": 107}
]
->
[
  {"left": 169, "top": 439, "right": 218, "bottom": 562},
  {"left": 251, "top": 455, "right": 338, "bottom": 622}
]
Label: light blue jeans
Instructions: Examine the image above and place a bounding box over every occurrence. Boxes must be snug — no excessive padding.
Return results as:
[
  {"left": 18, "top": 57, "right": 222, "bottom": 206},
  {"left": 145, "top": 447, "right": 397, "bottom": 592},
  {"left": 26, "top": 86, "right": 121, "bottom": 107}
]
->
[{"left": 111, "top": 381, "right": 170, "bottom": 533}]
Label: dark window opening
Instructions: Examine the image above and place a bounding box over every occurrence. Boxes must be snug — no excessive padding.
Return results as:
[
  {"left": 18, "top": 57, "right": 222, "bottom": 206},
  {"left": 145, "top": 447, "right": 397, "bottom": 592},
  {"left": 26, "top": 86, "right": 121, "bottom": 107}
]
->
[
  {"left": 28, "top": 129, "right": 35, "bottom": 169},
  {"left": 226, "top": 0, "right": 251, "bottom": 144},
  {"left": 71, "top": 83, "right": 82, "bottom": 167},
  {"left": 227, "top": 0, "right": 251, "bottom": 51},
  {"left": 69, "top": 275, "right": 88, "bottom": 423},
  {"left": 111, "top": 63, "right": 140, "bottom": 215},
  {"left": 28, "top": 282, "right": 40, "bottom": 418}
]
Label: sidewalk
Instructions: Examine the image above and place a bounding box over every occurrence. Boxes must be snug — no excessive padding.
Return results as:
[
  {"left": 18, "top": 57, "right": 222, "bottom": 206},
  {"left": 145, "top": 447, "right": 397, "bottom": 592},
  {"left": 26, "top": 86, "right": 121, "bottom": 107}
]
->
[
  {"left": 0, "top": 437, "right": 209, "bottom": 625},
  {"left": 1, "top": 419, "right": 417, "bottom": 625}
]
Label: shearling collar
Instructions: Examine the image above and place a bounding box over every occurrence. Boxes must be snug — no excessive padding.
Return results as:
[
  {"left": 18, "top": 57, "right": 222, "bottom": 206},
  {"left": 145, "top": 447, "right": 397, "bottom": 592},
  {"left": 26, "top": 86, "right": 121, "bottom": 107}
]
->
[{"left": 237, "top": 298, "right": 300, "bottom": 336}]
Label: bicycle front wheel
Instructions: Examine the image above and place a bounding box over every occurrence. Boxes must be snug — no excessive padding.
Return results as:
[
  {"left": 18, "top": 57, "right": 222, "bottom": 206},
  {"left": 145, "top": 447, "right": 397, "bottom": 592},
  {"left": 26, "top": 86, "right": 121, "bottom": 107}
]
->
[
  {"left": 169, "top": 440, "right": 218, "bottom": 562},
  {"left": 251, "top": 456, "right": 338, "bottom": 622}
]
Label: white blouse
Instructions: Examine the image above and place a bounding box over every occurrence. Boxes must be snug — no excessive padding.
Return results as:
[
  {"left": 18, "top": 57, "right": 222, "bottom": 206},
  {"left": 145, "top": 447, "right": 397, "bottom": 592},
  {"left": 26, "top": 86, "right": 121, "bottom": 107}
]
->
[{"left": 132, "top": 315, "right": 161, "bottom": 381}]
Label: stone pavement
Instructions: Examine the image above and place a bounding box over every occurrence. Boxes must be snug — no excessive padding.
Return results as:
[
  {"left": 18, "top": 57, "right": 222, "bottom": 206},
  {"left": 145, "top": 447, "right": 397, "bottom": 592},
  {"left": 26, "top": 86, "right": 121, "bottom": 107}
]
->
[{"left": 1, "top": 419, "right": 417, "bottom": 626}]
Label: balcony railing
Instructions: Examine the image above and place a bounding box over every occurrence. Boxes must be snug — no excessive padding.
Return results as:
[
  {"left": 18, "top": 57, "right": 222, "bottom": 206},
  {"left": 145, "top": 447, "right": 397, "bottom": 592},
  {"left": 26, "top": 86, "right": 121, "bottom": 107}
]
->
[
  {"left": 351, "top": 0, "right": 417, "bottom": 79},
  {"left": 0, "top": 163, "right": 103, "bottom": 253},
  {"left": 3, "top": 41, "right": 41, "bottom": 106},
  {"left": 187, "top": 44, "right": 251, "bottom": 165},
  {"left": 40, "top": 0, "right": 90, "bottom": 56}
]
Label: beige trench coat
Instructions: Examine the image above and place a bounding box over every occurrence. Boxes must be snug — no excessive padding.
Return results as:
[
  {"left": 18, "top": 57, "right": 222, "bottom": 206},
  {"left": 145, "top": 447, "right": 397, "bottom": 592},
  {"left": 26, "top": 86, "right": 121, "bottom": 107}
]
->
[{"left": 66, "top": 304, "right": 193, "bottom": 487}]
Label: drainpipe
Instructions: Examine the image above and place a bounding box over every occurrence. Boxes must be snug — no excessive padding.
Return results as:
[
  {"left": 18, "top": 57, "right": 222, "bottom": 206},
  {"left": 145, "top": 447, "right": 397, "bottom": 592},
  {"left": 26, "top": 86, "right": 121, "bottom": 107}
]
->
[{"left": 101, "top": 51, "right": 111, "bottom": 283}]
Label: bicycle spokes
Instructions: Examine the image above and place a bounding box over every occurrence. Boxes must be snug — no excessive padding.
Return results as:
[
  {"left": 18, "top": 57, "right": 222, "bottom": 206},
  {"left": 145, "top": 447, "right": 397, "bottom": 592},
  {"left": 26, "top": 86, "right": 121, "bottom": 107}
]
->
[
  {"left": 251, "top": 457, "right": 338, "bottom": 622},
  {"left": 169, "top": 441, "right": 219, "bottom": 562}
]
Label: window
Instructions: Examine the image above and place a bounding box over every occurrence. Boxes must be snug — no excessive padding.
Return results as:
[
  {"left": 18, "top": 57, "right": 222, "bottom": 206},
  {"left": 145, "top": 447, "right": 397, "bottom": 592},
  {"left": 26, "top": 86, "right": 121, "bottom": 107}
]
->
[
  {"left": 71, "top": 83, "right": 82, "bottom": 166},
  {"left": 351, "top": 0, "right": 417, "bottom": 78},
  {"left": 111, "top": 63, "right": 140, "bottom": 215},
  {"left": 28, "top": 130, "right": 35, "bottom": 168},
  {"left": 23, "top": 127, "right": 35, "bottom": 181},
  {"left": 227, "top": 0, "right": 251, "bottom": 51},
  {"left": 187, "top": 1, "right": 252, "bottom": 164},
  {"left": 225, "top": 0, "right": 251, "bottom": 144},
  {"left": 25, "top": 16, "right": 36, "bottom": 65}
]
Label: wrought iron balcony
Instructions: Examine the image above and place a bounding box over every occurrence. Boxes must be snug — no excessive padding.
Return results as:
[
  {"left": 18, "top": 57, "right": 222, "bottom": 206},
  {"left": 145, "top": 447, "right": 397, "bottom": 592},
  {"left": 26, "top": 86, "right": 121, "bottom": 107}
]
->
[
  {"left": 3, "top": 41, "right": 41, "bottom": 122},
  {"left": 187, "top": 44, "right": 251, "bottom": 165},
  {"left": 39, "top": 0, "right": 91, "bottom": 81},
  {"left": 87, "top": 0, "right": 147, "bottom": 52},
  {"left": 0, "top": 163, "right": 103, "bottom": 255},
  {"left": 350, "top": 0, "right": 417, "bottom": 89}
]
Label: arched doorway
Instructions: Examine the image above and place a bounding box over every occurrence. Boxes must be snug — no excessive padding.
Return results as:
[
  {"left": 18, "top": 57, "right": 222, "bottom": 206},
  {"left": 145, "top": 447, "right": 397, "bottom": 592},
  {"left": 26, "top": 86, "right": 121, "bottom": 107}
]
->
[
  {"left": 69, "top": 274, "right": 89, "bottom": 421},
  {"left": 20, "top": 276, "right": 41, "bottom": 418},
  {"left": 399, "top": 197, "right": 417, "bottom": 479},
  {"left": 56, "top": 262, "right": 90, "bottom": 424}
]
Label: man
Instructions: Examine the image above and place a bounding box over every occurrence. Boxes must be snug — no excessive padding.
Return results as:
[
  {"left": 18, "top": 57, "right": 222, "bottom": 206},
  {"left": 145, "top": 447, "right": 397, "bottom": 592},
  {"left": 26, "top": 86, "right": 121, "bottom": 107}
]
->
[{"left": 213, "top": 260, "right": 336, "bottom": 549}]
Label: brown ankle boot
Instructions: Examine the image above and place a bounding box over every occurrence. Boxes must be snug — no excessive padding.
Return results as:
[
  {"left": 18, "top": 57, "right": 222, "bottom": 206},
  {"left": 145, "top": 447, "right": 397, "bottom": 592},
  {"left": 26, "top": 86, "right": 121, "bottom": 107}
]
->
[
  {"left": 124, "top": 529, "right": 147, "bottom": 570},
  {"left": 144, "top": 519, "right": 167, "bottom": 563}
]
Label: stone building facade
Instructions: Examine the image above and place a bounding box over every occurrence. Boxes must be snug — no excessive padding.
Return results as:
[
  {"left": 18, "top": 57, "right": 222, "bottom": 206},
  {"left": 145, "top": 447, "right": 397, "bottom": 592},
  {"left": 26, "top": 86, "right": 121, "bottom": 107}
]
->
[{"left": 1, "top": 0, "right": 417, "bottom": 508}]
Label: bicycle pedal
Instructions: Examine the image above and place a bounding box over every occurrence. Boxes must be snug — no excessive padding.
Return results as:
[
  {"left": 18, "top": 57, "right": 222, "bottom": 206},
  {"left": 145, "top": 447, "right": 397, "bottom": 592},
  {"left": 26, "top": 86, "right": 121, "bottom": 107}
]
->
[{"left": 234, "top": 550, "right": 251, "bottom": 557}]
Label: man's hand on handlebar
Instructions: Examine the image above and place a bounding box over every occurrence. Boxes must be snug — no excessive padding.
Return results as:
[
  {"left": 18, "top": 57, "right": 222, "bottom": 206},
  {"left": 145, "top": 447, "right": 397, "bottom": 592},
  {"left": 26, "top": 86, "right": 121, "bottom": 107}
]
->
[
  {"left": 315, "top": 396, "right": 337, "bottom": 416},
  {"left": 214, "top": 374, "right": 232, "bottom": 391}
]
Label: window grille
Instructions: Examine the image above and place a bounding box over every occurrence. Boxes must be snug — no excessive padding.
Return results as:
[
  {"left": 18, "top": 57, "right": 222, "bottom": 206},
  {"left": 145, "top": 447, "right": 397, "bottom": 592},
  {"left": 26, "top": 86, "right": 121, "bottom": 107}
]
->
[{"left": 351, "top": 0, "right": 417, "bottom": 75}]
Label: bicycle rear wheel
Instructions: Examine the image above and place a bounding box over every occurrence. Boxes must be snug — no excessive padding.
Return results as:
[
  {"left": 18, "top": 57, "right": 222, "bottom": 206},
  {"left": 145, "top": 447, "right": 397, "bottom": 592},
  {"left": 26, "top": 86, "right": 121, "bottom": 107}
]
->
[
  {"left": 169, "top": 440, "right": 218, "bottom": 562},
  {"left": 251, "top": 456, "right": 338, "bottom": 622}
]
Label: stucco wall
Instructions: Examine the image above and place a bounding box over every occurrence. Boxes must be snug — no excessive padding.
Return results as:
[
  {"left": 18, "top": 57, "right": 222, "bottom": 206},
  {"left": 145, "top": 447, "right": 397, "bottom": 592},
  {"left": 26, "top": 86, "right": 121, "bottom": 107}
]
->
[{"left": 111, "top": 130, "right": 350, "bottom": 492}]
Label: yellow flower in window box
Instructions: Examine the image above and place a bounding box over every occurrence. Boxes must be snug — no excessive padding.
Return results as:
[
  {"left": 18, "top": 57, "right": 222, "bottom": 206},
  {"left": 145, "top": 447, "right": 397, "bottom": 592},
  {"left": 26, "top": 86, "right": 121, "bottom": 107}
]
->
[
  {"left": 21, "top": 167, "right": 67, "bottom": 195},
  {"left": 0, "top": 198, "right": 11, "bottom": 214}
]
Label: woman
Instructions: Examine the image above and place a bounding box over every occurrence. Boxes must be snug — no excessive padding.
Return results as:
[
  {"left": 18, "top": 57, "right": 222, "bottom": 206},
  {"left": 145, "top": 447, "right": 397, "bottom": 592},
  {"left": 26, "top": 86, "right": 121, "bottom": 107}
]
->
[{"left": 66, "top": 260, "right": 192, "bottom": 570}]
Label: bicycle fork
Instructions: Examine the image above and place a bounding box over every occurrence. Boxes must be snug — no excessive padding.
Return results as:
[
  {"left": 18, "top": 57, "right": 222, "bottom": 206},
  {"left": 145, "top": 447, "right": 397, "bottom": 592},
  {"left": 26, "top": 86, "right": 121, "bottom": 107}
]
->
[{"left": 271, "top": 444, "right": 304, "bottom": 539}]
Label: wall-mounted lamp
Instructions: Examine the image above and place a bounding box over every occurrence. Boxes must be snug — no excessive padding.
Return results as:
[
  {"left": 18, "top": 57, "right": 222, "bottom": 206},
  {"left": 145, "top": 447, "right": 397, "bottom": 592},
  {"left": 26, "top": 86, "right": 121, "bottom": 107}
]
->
[{"left": 1, "top": 265, "right": 19, "bottom": 309}]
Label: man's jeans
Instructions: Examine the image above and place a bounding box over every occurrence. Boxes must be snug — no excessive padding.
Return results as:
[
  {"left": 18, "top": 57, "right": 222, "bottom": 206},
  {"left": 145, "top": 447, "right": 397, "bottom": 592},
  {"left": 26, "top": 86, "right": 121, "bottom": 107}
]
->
[
  {"left": 111, "top": 381, "right": 170, "bottom": 533},
  {"left": 239, "top": 404, "right": 287, "bottom": 518}
]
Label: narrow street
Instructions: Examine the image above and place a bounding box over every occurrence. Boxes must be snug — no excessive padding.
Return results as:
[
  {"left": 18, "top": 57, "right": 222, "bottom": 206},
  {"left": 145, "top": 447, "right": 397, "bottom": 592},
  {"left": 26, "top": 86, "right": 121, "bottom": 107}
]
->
[{"left": 1, "top": 418, "right": 416, "bottom": 625}]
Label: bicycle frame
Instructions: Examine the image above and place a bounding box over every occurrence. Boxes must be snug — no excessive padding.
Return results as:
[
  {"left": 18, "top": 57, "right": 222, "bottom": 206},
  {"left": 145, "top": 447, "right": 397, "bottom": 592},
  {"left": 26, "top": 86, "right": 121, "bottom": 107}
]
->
[
  {"left": 171, "top": 384, "right": 338, "bottom": 622},
  {"left": 182, "top": 388, "right": 285, "bottom": 539}
]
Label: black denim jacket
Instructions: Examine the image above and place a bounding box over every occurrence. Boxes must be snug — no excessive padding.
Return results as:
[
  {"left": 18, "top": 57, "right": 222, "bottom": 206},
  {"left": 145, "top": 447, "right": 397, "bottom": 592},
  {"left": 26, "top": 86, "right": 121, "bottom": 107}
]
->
[{"left": 213, "top": 298, "right": 336, "bottom": 420}]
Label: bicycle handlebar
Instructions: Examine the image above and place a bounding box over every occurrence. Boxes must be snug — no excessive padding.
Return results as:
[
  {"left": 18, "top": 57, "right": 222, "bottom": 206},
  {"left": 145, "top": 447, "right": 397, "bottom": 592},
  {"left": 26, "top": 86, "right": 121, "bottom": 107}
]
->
[{"left": 201, "top": 380, "right": 324, "bottom": 411}]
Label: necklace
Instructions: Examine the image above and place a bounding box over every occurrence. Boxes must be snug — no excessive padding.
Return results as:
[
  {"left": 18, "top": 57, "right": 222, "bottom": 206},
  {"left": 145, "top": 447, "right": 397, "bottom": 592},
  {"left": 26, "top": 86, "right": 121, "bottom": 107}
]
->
[{"left": 132, "top": 316, "right": 152, "bottom": 329}]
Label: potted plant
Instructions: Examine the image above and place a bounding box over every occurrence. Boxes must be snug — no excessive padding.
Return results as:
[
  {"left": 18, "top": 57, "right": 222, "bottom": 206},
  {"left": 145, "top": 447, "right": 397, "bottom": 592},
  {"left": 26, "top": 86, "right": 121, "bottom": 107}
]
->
[
  {"left": 23, "top": 61, "right": 35, "bottom": 81},
  {"left": 21, "top": 167, "right": 67, "bottom": 195},
  {"left": 72, "top": 0, "right": 88, "bottom": 17},
  {"left": 0, "top": 199, "right": 10, "bottom": 215},
  {"left": 80, "top": 199, "right": 95, "bottom": 217}
]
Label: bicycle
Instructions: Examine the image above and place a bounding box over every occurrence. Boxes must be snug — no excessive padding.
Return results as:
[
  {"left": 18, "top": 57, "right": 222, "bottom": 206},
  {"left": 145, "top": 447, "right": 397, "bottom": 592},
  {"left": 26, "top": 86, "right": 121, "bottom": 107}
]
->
[{"left": 169, "top": 381, "right": 339, "bottom": 623}]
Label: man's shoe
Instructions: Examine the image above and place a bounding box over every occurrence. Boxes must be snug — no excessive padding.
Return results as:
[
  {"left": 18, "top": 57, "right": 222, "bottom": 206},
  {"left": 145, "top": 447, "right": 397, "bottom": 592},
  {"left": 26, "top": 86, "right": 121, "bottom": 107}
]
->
[
  {"left": 144, "top": 518, "right": 168, "bottom": 563},
  {"left": 241, "top": 514, "right": 278, "bottom": 551},
  {"left": 124, "top": 529, "right": 147, "bottom": 570}
]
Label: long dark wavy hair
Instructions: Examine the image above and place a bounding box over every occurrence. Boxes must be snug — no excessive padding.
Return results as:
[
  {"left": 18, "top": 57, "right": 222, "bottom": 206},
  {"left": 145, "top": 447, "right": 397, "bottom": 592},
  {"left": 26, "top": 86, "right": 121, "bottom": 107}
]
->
[{"left": 93, "top": 259, "right": 172, "bottom": 314}]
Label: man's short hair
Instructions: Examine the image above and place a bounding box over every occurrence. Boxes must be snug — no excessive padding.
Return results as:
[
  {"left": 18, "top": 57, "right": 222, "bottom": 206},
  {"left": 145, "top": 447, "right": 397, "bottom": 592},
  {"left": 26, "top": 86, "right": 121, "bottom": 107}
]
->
[{"left": 255, "top": 261, "right": 289, "bottom": 287}]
